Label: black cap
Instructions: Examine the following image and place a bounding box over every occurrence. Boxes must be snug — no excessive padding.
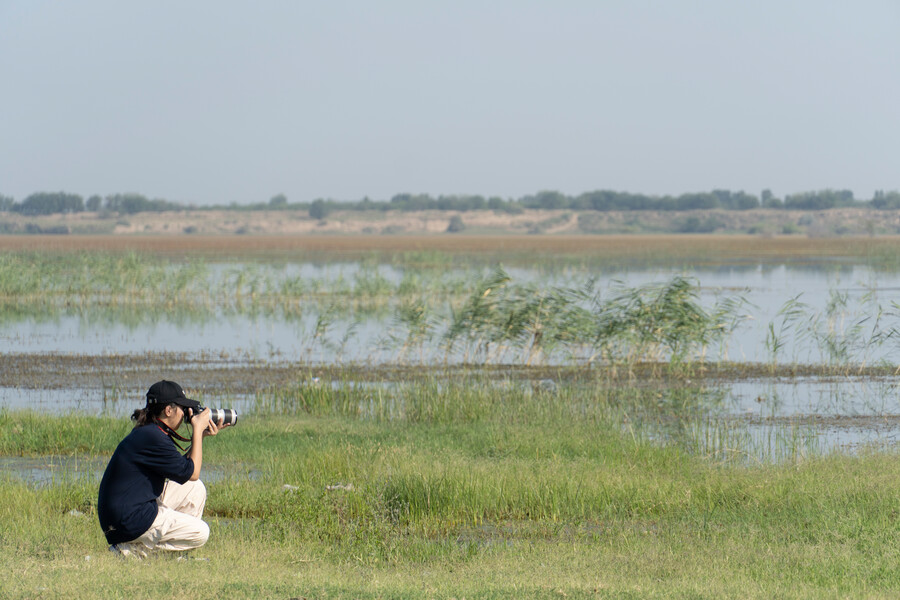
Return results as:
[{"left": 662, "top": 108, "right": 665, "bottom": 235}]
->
[{"left": 146, "top": 380, "right": 201, "bottom": 411}]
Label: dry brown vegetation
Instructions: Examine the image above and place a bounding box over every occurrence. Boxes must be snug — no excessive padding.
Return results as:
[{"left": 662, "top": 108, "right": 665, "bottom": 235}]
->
[{"left": 4, "top": 232, "right": 900, "bottom": 264}]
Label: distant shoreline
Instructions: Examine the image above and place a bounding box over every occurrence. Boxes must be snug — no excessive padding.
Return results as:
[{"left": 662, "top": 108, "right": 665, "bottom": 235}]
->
[
  {"left": 4, "top": 232, "right": 900, "bottom": 267},
  {"left": 1, "top": 206, "right": 898, "bottom": 237}
]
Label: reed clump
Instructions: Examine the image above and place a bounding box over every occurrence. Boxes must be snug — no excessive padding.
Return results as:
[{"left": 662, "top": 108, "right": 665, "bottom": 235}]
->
[{"left": 442, "top": 268, "right": 746, "bottom": 368}]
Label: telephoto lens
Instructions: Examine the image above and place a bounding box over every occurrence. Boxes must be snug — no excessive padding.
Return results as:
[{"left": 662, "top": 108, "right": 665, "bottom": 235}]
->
[{"left": 208, "top": 408, "right": 238, "bottom": 426}]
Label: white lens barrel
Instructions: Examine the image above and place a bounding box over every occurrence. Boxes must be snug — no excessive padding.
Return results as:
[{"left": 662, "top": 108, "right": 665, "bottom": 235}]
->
[{"left": 208, "top": 408, "right": 238, "bottom": 426}]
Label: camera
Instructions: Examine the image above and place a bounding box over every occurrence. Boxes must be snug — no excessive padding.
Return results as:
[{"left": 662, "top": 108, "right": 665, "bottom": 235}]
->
[{"left": 186, "top": 406, "right": 238, "bottom": 427}]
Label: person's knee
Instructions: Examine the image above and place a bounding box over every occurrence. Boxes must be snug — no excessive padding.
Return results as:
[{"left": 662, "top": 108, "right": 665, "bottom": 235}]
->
[
  {"left": 176, "top": 520, "right": 209, "bottom": 552},
  {"left": 192, "top": 520, "right": 210, "bottom": 548}
]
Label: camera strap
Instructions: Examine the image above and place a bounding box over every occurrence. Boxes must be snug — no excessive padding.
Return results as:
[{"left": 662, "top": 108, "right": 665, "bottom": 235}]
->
[{"left": 155, "top": 422, "right": 192, "bottom": 453}]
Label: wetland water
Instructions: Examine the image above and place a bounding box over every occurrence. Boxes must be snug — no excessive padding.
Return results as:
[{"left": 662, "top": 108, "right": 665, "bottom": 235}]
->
[
  {"left": 4, "top": 262, "right": 897, "bottom": 363},
  {"left": 4, "top": 258, "right": 900, "bottom": 463},
  {"left": 0, "top": 455, "right": 259, "bottom": 487}
]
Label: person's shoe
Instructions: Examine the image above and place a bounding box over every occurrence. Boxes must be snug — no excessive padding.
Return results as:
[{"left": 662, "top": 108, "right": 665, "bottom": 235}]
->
[{"left": 109, "top": 543, "right": 139, "bottom": 558}]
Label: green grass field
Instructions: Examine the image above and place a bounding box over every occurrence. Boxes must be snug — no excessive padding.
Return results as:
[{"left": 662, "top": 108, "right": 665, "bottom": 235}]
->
[{"left": 3, "top": 380, "right": 900, "bottom": 599}]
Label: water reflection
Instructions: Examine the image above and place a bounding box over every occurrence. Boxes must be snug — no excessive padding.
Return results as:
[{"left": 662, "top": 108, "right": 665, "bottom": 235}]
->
[
  {"left": 3, "top": 263, "right": 900, "bottom": 364},
  {"left": 729, "top": 377, "right": 900, "bottom": 418}
]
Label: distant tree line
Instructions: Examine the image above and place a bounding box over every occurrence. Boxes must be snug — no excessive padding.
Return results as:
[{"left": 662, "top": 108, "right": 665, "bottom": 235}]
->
[
  {"left": 0, "top": 192, "right": 183, "bottom": 216},
  {"left": 1, "top": 188, "right": 899, "bottom": 217},
  {"left": 286, "top": 188, "right": 892, "bottom": 219},
  {"left": 871, "top": 190, "right": 900, "bottom": 210}
]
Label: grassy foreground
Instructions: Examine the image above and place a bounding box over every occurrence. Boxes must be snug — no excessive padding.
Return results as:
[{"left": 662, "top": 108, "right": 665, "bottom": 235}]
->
[{"left": 2, "top": 405, "right": 900, "bottom": 600}]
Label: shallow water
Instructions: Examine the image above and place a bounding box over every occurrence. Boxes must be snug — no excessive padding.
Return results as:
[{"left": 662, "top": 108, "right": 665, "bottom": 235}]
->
[
  {"left": 709, "top": 376, "right": 900, "bottom": 460},
  {"left": 728, "top": 377, "right": 900, "bottom": 417},
  {"left": 2, "top": 263, "right": 897, "bottom": 365},
  {"left": 0, "top": 455, "right": 257, "bottom": 487},
  {"left": 0, "top": 387, "right": 258, "bottom": 418}
]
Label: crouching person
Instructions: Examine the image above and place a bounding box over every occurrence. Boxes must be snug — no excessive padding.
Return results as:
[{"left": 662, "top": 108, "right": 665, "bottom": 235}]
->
[{"left": 98, "top": 380, "right": 228, "bottom": 558}]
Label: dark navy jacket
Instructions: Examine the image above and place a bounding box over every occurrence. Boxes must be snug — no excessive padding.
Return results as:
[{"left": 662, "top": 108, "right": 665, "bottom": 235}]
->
[{"left": 97, "top": 424, "right": 194, "bottom": 545}]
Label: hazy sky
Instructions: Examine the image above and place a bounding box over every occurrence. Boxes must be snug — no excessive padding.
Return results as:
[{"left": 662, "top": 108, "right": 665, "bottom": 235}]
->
[{"left": 1, "top": 1, "right": 898, "bottom": 205}]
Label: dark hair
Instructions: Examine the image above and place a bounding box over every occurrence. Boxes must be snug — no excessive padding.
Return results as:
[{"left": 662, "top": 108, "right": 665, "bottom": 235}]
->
[{"left": 131, "top": 402, "right": 175, "bottom": 428}]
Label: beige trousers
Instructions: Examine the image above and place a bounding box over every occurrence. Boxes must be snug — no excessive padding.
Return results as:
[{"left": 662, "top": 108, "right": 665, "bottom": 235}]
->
[{"left": 114, "top": 479, "right": 210, "bottom": 557}]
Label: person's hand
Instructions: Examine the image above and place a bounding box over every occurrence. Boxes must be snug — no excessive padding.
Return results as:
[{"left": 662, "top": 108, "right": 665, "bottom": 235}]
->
[
  {"left": 203, "top": 415, "right": 220, "bottom": 437},
  {"left": 190, "top": 407, "right": 212, "bottom": 434}
]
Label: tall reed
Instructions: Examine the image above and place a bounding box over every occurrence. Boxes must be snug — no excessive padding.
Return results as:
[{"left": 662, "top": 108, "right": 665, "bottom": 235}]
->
[
  {"left": 251, "top": 375, "right": 782, "bottom": 463},
  {"left": 442, "top": 269, "right": 746, "bottom": 368}
]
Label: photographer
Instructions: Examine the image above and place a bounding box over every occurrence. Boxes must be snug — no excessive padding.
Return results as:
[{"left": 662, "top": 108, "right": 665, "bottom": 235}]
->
[{"left": 98, "top": 380, "right": 229, "bottom": 557}]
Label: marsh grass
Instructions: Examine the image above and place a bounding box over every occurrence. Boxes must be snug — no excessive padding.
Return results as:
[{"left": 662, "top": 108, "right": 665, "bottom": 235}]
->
[
  {"left": 762, "top": 287, "right": 900, "bottom": 372},
  {"left": 246, "top": 375, "right": 827, "bottom": 466},
  {"left": 0, "top": 250, "right": 753, "bottom": 366},
  {"left": 7, "top": 250, "right": 900, "bottom": 370},
  {"left": 4, "top": 406, "right": 900, "bottom": 598},
  {"left": 0, "top": 370, "right": 856, "bottom": 466}
]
